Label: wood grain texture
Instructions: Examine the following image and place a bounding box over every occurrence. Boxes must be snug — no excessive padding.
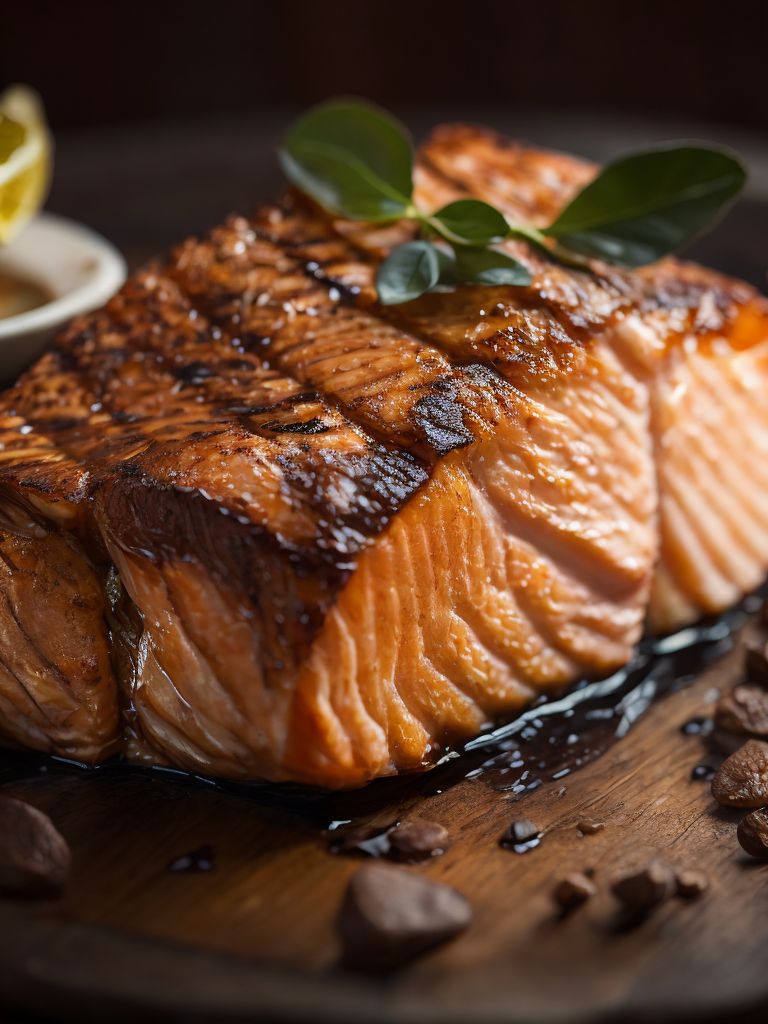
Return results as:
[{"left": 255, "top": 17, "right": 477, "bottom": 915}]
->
[{"left": 1, "top": 631, "right": 767, "bottom": 1024}]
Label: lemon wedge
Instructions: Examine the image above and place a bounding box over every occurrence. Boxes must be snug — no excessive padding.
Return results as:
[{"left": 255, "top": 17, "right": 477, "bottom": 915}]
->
[{"left": 0, "top": 85, "right": 52, "bottom": 245}]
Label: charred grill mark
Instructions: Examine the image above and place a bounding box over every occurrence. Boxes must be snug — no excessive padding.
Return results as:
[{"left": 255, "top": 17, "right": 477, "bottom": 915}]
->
[
  {"left": 413, "top": 390, "right": 475, "bottom": 456},
  {"left": 168, "top": 217, "right": 469, "bottom": 463},
  {"left": 416, "top": 153, "right": 474, "bottom": 197},
  {"left": 3, "top": 273, "right": 432, "bottom": 580},
  {"left": 247, "top": 200, "right": 591, "bottom": 384},
  {"left": 195, "top": 210, "right": 500, "bottom": 463},
  {"left": 260, "top": 418, "right": 331, "bottom": 435},
  {"left": 171, "top": 361, "right": 217, "bottom": 384},
  {"left": 96, "top": 481, "right": 347, "bottom": 672},
  {"left": 273, "top": 444, "right": 428, "bottom": 526},
  {"left": 235, "top": 392, "right": 324, "bottom": 416},
  {"left": 0, "top": 192, "right": 570, "bottom": 684}
]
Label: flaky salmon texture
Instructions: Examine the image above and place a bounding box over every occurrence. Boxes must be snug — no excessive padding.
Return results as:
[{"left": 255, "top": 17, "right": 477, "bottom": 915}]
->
[{"left": 1, "top": 125, "right": 768, "bottom": 787}]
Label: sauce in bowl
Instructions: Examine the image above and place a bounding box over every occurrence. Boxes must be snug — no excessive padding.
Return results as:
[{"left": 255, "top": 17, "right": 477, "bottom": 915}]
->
[{"left": 0, "top": 269, "right": 53, "bottom": 320}]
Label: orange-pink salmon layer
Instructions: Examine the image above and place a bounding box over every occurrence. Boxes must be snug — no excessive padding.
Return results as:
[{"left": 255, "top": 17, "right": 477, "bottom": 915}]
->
[{"left": 0, "top": 124, "right": 766, "bottom": 786}]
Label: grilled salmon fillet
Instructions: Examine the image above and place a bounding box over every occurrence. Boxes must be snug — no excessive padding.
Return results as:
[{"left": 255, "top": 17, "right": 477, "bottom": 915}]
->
[{"left": 0, "top": 124, "right": 766, "bottom": 786}]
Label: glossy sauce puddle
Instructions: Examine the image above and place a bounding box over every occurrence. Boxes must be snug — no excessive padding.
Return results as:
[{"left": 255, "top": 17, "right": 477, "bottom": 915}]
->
[
  {"left": 0, "top": 270, "right": 53, "bottom": 319},
  {"left": 0, "top": 594, "right": 761, "bottom": 831}
]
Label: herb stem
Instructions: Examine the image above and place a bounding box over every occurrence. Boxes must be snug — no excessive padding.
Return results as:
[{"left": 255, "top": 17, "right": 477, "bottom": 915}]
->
[
  {"left": 504, "top": 222, "right": 591, "bottom": 270},
  {"left": 505, "top": 222, "right": 548, "bottom": 248},
  {"left": 422, "top": 213, "right": 465, "bottom": 245}
]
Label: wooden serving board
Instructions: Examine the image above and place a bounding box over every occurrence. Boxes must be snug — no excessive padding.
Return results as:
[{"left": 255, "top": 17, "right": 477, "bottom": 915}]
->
[{"left": 1, "top": 626, "right": 767, "bottom": 1024}]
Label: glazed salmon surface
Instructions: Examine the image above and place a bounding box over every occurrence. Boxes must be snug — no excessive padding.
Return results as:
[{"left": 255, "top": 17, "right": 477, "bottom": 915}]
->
[{"left": 0, "top": 125, "right": 766, "bottom": 786}]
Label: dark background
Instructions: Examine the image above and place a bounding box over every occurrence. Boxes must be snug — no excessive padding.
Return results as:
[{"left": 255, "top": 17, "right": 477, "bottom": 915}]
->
[
  {"left": 2, "top": 0, "right": 767, "bottom": 287},
  {"left": 4, "top": 0, "right": 768, "bottom": 134}
]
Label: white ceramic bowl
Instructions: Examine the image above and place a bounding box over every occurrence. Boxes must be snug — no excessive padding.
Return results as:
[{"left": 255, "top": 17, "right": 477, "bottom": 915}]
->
[{"left": 0, "top": 212, "right": 127, "bottom": 384}]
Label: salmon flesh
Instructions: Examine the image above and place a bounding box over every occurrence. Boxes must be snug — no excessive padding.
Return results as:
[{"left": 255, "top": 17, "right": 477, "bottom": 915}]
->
[{"left": 0, "top": 125, "right": 767, "bottom": 786}]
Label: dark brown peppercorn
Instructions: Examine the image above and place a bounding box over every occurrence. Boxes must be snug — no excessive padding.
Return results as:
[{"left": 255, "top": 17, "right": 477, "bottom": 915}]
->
[
  {"left": 337, "top": 862, "right": 472, "bottom": 969},
  {"left": 715, "top": 684, "right": 768, "bottom": 738},
  {"left": 611, "top": 858, "right": 675, "bottom": 913},
  {"left": 737, "top": 808, "right": 768, "bottom": 859},
  {"left": 711, "top": 739, "right": 768, "bottom": 807},
  {"left": 553, "top": 872, "right": 597, "bottom": 909},
  {"left": 388, "top": 819, "right": 450, "bottom": 862},
  {"left": 0, "top": 795, "right": 71, "bottom": 898},
  {"left": 675, "top": 869, "right": 709, "bottom": 898}
]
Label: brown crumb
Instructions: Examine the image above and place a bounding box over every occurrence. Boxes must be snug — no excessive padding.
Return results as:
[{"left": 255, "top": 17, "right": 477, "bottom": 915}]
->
[
  {"left": 553, "top": 872, "right": 597, "bottom": 910},
  {"left": 337, "top": 862, "right": 472, "bottom": 969},
  {"left": 388, "top": 819, "right": 450, "bottom": 862},
  {"left": 711, "top": 739, "right": 768, "bottom": 807},
  {"left": 675, "top": 868, "right": 709, "bottom": 898},
  {"left": 611, "top": 857, "right": 675, "bottom": 913},
  {"left": 0, "top": 795, "right": 71, "bottom": 899},
  {"left": 737, "top": 808, "right": 768, "bottom": 860},
  {"left": 715, "top": 684, "right": 768, "bottom": 739},
  {"left": 577, "top": 820, "right": 605, "bottom": 836}
]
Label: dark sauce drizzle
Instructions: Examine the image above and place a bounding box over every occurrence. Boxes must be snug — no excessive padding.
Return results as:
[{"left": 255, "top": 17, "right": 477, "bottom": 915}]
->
[{"left": 0, "top": 592, "right": 762, "bottom": 827}]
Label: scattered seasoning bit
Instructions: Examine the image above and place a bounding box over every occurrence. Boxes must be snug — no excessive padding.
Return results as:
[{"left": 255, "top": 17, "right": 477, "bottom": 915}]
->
[
  {"left": 499, "top": 819, "right": 541, "bottom": 853},
  {"left": 680, "top": 717, "right": 714, "bottom": 737},
  {"left": 715, "top": 684, "right": 768, "bottom": 739},
  {"left": 691, "top": 761, "right": 718, "bottom": 782},
  {"left": 737, "top": 808, "right": 768, "bottom": 860},
  {"left": 711, "top": 739, "right": 768, "bottom": 807},
  {"left": 0, "top": 794, "right": 70, "bottom": 899},
  {"left": 675, "top": 868, "right": 709, "bottom": 898},
  {"left": 553, "top": 872, "right": 597, "bottom": 910},
  {"left": 168, "top": 844, "right": 214, "bottom": 872},
  {"left": 577, "top": 820, "right": 605, "bottom": 836},
  {"left": 337, "top": 862, "right": 472, "bottom": 969},
  {"left": 388, "top": 819, "right": 450, "bottom": 863},
  {"left": 611, "top": 858, "right": 675, "bottom": 913},
  {"left": 744, "top": 639, "right": 768, "bottom": 687},
  {"left": 328, "top": 824, "right": 393, "bottom": 857}
]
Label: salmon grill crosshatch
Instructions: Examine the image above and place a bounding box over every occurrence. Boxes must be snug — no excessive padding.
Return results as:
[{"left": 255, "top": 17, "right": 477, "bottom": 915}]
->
[{"left": 0, "top": 117, "right": 766, "bottom": 786}]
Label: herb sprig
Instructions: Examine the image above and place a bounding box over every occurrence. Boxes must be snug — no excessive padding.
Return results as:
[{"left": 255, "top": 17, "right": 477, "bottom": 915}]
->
[{"left": 280, "top": 99, "right": 746, "bottom": 306}]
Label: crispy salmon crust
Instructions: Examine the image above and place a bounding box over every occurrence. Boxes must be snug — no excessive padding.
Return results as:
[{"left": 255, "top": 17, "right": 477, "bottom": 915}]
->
[
  {"left": 0, "top": 124, "right": 766, "bottom": 785},
  {"left": 413, "top": 124, "right": 768, "bottom": 633}
]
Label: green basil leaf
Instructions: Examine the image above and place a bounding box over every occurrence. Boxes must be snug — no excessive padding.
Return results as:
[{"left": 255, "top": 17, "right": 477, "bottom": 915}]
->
[
  {"left": 432, "top": 199, "right": 509, "bottom": 245},
  {"left": 279, "top": 99, "right": 413, "bottom": 221},
  {"left": 376, "top": 241, "right": 441, "bottom": 304},
  {"left": 434, "top": 245, "right": 458, "bottom": 285},
  {"left": 547, "top": 143, "right": 746, "bottom": 268},
  {"left": 454, "top": 246, "right": 532, "bottom": 287},
  {"left": 0, "top": 114, "right": 25, "bottom": 165}
]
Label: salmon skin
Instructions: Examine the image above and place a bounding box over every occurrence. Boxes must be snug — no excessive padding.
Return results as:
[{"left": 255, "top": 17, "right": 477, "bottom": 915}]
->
[{"left": 0, "top": 125, "right": 767, "bottom": 787}]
